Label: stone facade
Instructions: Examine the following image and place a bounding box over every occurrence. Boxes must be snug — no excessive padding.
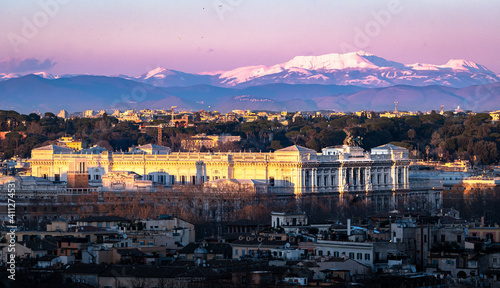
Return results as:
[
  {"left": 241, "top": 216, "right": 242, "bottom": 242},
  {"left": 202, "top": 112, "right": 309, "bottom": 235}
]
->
[{"left": 27, "top": 143, "right": 441, "bottom": 210}]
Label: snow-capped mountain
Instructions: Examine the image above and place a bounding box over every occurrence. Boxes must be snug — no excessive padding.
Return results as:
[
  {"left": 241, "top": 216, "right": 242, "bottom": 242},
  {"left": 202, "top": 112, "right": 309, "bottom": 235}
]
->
[
  {"left": 0, "top": 71, "right": 56, "bottom": 81},
  {"left": 214, "top": 51, "right": 499, "bottom": 88},
  {"left": 1, "top": 51, "right": 498, "bottom": 89},
  {"left": 130, "top": 67, "right": 216, "bottom": 87}
]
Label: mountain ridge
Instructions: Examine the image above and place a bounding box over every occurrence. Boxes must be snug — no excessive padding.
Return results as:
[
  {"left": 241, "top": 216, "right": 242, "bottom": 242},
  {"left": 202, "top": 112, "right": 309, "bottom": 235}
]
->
[
  {"left": 1, "top": 74, "right": 500, "bottom": 114},
  {"left": 1, "top": 51, "right": 499, "bottom": 89}
]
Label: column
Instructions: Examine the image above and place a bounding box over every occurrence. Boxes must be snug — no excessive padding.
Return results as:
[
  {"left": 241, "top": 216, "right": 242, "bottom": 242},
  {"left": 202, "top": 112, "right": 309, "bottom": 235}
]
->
[
  {"left": 356, "top": 167, "right": 361, "bottom": 189},
  {"left": 339, "top": 167, "right": 345, "bottom": 194},
  {"left": 350, "top": 168, "right": 354, "bottom": 191},
  {"left": 312, "top": 168, "right": 317, "bottom": 193},
  {"left": 404, "top": 166, "right": 408, "bottom": 189}
]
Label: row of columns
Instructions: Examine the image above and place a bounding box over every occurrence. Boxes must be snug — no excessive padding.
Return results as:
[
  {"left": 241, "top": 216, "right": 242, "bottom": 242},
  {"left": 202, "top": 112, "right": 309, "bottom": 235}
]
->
[{"left": 299, "top": 165, "right": 409, "bottom": 193}]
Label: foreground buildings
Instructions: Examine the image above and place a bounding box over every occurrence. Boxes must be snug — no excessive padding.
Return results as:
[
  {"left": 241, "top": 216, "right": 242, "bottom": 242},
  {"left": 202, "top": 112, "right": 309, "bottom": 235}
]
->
[{"left": 26, "top": 143, "right": 442, "bottom": 211}]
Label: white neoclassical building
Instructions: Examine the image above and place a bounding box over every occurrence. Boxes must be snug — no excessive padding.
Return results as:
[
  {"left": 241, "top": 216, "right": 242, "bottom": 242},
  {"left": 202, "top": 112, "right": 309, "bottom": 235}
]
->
[{"left": 26, "top": 143, "right": 441, "bottom": 210}]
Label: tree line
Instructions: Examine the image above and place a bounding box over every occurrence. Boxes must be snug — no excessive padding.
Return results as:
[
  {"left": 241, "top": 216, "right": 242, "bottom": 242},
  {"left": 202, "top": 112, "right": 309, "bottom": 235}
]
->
[{"left": 1, "top": 110, "right": 499, "bottom": 165}]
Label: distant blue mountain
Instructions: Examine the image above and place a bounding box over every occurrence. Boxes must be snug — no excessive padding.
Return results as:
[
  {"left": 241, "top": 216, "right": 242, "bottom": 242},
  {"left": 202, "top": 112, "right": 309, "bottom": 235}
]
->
[{"left": 0, "top": 74, "right": 499, "bottom": 113}]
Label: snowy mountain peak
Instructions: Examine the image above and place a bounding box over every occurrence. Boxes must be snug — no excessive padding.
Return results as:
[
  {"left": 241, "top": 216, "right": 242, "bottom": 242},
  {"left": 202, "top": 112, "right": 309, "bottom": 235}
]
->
[
  {"left": 144, "top": 67, "right": 177, "bottom": 79},
  {"left": 32, "top": 71, "right": 56, "bottom": 79},
  {"left": 442, "top": 59, "right": 488, "bottom": 72},
  {"left": 407, "top": 63, "right": 440, "bottom": 71},
  {"left": 283, "top": 51, "right": 393, "bottom": 70},
  {"left": 0, "top": 52, "right": 497, "bottom": 90}
]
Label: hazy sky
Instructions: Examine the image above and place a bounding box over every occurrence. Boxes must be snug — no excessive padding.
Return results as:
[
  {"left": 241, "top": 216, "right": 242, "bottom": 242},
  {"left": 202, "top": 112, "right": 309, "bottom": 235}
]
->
[{"left": 1, "top": 0, "right": 499, "bottom": 75}]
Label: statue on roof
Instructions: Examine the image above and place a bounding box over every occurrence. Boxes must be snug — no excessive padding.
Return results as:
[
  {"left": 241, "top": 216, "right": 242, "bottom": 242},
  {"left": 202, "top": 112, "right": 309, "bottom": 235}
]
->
[{"left": 343, "top": 129, "right": 363, "bottom": 147}]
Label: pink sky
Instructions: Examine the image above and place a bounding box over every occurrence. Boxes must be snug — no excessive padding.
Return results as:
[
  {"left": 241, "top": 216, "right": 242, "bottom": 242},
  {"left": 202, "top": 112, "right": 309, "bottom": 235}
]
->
[{"left": 1, "top": 1, "right": 499, "bottom": 75}]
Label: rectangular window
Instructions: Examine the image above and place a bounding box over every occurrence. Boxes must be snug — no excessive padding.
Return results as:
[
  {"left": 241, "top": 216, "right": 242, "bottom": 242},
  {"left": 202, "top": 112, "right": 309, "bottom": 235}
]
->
[
  {"left": 365, "top": 253, "right": 370, "bottom": 260},
  {"left": 349, "top": 252, "right": 354, "bottom": 259},
  {"left": 441, "top": 235, "right": 445, "bottom": 242},
  {"left": 334, "top": 251, "right": 339, "bottom": 257},
  {"left": 54, "top": 174, "right": 60, "bottom": 181},
  {"left": 424, "top": 235, "right": 427, "bottom": 243},
  {"left": 457, "top": 235, "right": 462, "bottom": 243},
  {"left": 269, "top": 177, "right": 275, "bottom": 187},
  {"left": 357, "top": 253, "right": 362, "bottom": 260},
  {"left": 324, "top": 176, "right": 327, "bottom": 186},
  {"left": 235, "top": 249, "right": 238, "bottom": 256}
]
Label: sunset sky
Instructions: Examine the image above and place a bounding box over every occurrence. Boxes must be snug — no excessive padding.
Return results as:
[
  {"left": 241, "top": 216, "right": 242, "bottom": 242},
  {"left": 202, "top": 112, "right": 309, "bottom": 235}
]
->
[{"left": 1, "top": 0, "right": 499, "bottom": 75}]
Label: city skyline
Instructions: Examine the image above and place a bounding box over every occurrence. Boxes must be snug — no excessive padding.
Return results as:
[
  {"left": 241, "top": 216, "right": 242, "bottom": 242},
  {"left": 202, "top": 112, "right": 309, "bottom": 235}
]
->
[{"left": 1, "top": 0, "right": 500, "bottom": 76}]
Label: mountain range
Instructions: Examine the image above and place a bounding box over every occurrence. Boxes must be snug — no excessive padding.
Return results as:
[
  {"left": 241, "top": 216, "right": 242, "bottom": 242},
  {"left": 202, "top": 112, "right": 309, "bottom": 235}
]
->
[{"left": 1, "top": 51, "right": 500, "bottom": 113}]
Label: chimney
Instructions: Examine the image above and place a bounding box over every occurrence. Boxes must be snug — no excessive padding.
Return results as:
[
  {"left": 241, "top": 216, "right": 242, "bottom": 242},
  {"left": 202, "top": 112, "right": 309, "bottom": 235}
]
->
[{"left": 347, "top": 219, "right": 351, "bottom": 236}]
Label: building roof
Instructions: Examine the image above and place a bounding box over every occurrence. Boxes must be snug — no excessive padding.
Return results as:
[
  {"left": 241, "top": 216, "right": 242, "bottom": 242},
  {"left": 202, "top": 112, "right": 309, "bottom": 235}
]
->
[
  {"left": 64, "top": 264, "right": 108, "bottom": 275},
  {"left": 231, "top": 239, "right": 291, "bottom": 247},
  {"left": 33, "top": 144, "right": 73, "bottom": 152},
  {"left": 178, "top": 242, "right": 231, "bottom": 255},
  {"left": 21, "top": 238, "right": 57, "bottom": 251},
  {"left": 115, "top": 248, "right": 145, "bottom": 256},
  {"left": 37, "top": 255, "right": 58, "bottom": 262},
  {"left": 137, "top": 144, "right": 170, "bottom": 150},
  {"left": 99, "top": 265, "right": 187, "bottom": 278},
  {"left": 276, "top": 145, "right": 317, "bottom": 153},
  {"left": 81, "top": 145, "right": 107, "bottom": 154},
  {"left": 372, "top": 143, "right": 407, "bottom": 151},
  {"left": 58, "top": 237, "right": 89, "bottom": 243}
]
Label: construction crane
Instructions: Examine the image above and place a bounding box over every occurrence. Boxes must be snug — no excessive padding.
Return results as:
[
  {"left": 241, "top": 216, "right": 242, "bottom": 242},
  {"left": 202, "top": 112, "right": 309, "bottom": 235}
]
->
[
  {"left": 141, "top": 107, "right": 177, "bottom": 146},
  {"left": 142, "top": 123, "right": 167, "bottom": 146}
]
